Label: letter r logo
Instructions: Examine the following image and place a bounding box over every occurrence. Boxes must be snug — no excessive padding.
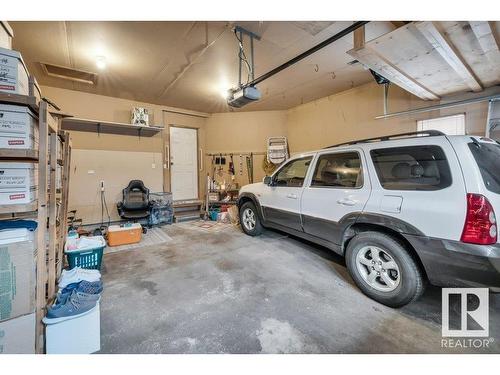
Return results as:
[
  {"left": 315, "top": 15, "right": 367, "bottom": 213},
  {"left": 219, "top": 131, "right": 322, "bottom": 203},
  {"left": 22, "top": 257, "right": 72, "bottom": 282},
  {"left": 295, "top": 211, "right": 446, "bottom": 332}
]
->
[{"left": 442, "top": 288, "right": 489, "bottom": 337}]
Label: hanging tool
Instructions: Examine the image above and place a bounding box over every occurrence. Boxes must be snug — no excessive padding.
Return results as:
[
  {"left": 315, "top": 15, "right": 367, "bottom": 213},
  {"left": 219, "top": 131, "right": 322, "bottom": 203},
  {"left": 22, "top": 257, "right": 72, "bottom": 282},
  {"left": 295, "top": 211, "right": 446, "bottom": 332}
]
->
[
  {"left": 217, "top": 153, "right": 224, "bottom": 177},
  {"left": 246, "top": 154, "right": 254, "bottom": 184},
  {"left": 228, "top": 154, "right": 235, "bottom": 176}
]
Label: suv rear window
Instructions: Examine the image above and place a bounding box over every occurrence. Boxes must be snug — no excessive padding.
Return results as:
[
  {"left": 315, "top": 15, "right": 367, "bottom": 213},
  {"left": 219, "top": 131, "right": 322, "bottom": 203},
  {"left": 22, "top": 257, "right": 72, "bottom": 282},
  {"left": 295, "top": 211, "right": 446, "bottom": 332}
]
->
[
  {"left": 370, "top": 145, "right": 452, "bottom": 191},
  {"left": 468, "top": 141, "right": 500, "bottom": 194}
]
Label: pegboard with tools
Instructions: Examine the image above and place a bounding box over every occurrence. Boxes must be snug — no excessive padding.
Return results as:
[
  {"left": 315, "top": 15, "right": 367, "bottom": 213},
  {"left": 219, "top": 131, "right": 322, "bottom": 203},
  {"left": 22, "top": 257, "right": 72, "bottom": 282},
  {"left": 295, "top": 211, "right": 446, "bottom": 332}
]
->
[{"left": 206, "top": 151, "right": 266, "bottom": 188}]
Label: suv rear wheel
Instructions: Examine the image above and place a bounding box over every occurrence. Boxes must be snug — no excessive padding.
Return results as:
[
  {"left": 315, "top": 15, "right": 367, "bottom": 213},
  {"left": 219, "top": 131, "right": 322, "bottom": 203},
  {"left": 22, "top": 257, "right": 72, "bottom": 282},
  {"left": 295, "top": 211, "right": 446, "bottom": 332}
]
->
[
  {"left": 239, "top": 201, "right": 263, "bottom": 236},
  {"left": 345, "top": 231, "right": 425, "bottom": 307}
]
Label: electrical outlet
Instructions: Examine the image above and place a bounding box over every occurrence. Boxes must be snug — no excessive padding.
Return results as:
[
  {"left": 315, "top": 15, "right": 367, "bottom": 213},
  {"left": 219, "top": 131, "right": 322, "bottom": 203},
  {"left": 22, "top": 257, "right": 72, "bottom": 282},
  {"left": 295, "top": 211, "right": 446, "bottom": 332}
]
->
[
  {"left": 100, "top": 180, "right": 105, "bottom": 192},
  {"left": 151, "top": 163, "right": 156, "bottom": 169}
]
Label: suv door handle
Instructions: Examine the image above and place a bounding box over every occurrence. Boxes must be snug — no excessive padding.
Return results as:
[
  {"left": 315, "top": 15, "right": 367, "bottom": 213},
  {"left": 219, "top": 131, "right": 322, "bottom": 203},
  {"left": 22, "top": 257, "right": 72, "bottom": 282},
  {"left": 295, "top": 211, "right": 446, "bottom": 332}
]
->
[
  {"left": 286, "top": 193, "right": 298, "bottom": 199},
  {"left": 337, "top": 198, "right": 356, "bottom": 206}
]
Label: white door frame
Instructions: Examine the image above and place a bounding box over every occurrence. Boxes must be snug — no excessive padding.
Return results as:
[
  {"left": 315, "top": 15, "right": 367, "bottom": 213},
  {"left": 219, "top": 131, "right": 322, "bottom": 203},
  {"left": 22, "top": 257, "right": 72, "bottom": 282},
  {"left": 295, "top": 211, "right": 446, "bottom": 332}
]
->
[{"left": 169, "top": 125, "right": 199, "bottom": 201}]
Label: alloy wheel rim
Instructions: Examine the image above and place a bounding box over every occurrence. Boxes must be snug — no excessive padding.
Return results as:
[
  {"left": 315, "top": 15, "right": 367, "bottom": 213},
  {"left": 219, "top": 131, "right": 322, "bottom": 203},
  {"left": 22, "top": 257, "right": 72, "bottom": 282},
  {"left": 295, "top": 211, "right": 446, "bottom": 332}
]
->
[
  {"left": 242, "top": 208, "right": 256, "bottom": 231},
  {"left": 355, "top": 245, "right": 400, "bottom": 292}
]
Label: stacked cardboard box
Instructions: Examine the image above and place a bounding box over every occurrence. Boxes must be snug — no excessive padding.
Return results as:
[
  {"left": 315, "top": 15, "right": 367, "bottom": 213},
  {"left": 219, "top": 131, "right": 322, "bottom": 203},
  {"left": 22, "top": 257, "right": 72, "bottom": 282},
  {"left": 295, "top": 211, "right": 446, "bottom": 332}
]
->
[{"left": 0, "top": 223, "right": 37, "bottom": 354}]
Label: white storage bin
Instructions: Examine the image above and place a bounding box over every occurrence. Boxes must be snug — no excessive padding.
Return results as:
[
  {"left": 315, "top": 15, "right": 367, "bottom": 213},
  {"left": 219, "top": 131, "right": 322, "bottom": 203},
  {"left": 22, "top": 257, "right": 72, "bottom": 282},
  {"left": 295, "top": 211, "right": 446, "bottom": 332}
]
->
[
  {"left": 0, "top": 162, "right": 38, "bottom": 205},
  {"left": 0, "top": 47, "right": 30, "bottom": 96},
  {"left": 0, "top": 313, "right": 35, "bottom": 354},
  {"left": 0, "top": 104, "right": 38, "bottom": 150},
  {"left": 45, "top": 302, "right": 101, "bottom": 354},
  {"left": 0, "top": 22, "right": 13, "bottom": 50}
]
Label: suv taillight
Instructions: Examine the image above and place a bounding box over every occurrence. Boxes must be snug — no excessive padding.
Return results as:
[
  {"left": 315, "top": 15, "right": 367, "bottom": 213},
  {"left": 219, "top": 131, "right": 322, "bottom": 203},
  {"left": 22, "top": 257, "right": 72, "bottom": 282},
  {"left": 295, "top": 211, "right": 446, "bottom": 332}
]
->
[{"left": 461, "top": 193, "right": 497, "bottom": 245}]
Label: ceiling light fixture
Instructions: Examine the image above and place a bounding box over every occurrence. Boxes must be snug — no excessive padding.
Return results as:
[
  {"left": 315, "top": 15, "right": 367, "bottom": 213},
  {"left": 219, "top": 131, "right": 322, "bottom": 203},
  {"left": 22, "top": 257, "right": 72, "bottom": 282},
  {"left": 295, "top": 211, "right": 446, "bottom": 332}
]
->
[{"left": 96, "top": 56, "right": 106, "bottom": 70}]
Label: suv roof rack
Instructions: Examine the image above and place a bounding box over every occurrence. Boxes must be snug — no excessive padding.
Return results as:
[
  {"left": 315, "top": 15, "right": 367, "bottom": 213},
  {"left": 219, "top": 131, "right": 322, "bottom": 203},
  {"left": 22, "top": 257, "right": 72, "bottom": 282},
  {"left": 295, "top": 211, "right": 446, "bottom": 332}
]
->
[{"left": 325, "top": 130, "right": 446, "bottom": 149}]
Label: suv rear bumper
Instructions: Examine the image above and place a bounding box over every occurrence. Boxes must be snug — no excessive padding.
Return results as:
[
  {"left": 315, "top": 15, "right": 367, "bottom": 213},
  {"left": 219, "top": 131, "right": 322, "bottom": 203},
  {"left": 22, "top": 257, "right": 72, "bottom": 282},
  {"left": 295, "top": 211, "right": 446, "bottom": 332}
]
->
[{"left": 404, "top": 235, "right": 500, "bottom": 291}]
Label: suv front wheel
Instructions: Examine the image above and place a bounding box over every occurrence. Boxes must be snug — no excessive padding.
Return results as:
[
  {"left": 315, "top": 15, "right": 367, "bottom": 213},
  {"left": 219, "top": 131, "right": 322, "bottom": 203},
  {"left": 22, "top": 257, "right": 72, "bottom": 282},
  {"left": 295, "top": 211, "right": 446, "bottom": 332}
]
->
[
  {"left": 239, "top": 201, "right": 263, "bottom": 236},
  {"left": 345, "top": 231, "right": 425, "bottom": 307}
]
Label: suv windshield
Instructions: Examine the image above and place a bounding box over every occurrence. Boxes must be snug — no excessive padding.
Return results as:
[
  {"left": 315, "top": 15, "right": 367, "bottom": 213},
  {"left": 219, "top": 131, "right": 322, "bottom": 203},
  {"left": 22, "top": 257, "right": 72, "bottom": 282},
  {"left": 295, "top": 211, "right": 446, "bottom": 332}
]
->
[{"left": 468, "top": 141, "right": 500, "bottom": 194}]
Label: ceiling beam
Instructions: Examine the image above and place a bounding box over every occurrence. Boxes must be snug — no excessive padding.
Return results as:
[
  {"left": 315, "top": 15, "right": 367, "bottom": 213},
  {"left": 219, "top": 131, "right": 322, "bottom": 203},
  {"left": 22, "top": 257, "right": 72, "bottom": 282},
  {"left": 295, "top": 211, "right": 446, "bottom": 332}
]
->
[
  {"left": 390, "top": 21, "right": 410, "bottom": 29},
  {"left": 469, "top": 21, "right": 499, "bottom": 53},
  {"left": 348, "top": 46, "right": 440, "bottom": 100},
  {"left": 353, "top": 25, "right": 365, "bottom": 49},
  {"left": 415, "top": 21, "right": 483, "bottom": 92}
]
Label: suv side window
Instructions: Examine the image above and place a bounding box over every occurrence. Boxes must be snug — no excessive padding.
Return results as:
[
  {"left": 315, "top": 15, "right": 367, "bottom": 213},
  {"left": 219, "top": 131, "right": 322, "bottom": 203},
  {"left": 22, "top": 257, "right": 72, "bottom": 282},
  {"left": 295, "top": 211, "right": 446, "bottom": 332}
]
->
[
  {"left": 311, "top": 152, "right": 363, "bottom": 188},
  {"left": 370, "top": 145, "right": 452, "bottom": 191},
  {"left": 274, "top": 156, "right": 313, "bottom": 187}
]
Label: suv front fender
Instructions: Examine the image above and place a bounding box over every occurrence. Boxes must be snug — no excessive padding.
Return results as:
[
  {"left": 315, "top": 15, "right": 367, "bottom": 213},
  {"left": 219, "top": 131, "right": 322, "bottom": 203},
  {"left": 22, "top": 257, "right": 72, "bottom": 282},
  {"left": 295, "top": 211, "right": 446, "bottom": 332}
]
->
[{"left": 237, "top": 192, "right": 266, "bottom": 222}]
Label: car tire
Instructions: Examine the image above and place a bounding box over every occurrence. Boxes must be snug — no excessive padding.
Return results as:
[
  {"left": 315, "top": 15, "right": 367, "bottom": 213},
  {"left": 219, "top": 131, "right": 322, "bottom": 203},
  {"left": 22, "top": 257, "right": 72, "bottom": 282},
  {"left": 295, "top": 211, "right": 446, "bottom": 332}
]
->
[
  {"left": 345, "top": 231, "right": 425, "bottom": 307},
  {"left": 239, "top": 201, "right": 263, "bottom": 236}
]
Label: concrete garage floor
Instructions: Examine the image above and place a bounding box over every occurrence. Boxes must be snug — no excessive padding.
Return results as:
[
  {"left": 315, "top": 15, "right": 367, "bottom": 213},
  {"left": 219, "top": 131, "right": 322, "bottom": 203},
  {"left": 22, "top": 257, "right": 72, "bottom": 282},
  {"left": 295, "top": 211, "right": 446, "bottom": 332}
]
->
[{"left": 99, "top": 223, "right": 500, "bottom": 354}]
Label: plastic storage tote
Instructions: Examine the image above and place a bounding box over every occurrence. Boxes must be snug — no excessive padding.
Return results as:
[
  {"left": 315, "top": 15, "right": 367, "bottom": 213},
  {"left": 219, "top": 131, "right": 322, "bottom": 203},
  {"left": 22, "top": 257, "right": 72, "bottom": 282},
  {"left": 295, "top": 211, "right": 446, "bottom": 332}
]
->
[{"left": 148, "top": 192, "right": 173, "bottom": 226}]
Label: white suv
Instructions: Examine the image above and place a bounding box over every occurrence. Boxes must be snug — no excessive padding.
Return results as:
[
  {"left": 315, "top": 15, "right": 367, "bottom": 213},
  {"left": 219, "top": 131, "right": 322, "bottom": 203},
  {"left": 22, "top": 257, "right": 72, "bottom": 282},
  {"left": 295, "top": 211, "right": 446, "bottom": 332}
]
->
[{"left": 238, "top": 131, "right": 500, "bottom": 307}]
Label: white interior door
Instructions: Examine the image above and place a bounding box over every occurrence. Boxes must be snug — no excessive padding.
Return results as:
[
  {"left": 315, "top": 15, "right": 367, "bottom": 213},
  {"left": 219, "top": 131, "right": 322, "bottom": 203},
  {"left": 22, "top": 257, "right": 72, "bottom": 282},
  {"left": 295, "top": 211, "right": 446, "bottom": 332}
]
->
[{"left": 170, "top": 126, "right": 198, "bottom": 201}]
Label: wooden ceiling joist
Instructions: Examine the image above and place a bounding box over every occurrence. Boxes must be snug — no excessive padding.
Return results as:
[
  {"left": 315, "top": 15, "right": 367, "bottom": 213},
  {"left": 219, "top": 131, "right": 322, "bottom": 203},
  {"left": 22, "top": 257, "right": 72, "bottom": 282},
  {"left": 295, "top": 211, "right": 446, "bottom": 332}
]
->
[
  {"left": 469, "top": 21, "right": 500, "bottom": 54},
  {"left": 348, "top": 46, "right": 440, "bottom": 100},
  {"left": 353, "top": 26, "right": 365, "bottom": 49},
  {"left": 415, "top": 21, "right": 483, "bottom": 92}
]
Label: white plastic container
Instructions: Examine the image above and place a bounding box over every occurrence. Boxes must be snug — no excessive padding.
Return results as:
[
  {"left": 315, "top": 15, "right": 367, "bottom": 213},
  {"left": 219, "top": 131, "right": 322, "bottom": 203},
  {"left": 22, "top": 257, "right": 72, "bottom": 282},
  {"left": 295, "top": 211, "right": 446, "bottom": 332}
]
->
[
  {"left": 0, "top": 313, "right": 35, "bottom": 354},
  {"left": 0, "top": 162, "right": 38, "bottom": 205},
  {"left": 0, "top": 47, "right": 30, "bottom": 96},
  {"left": 0, "top": 22, "right": 13, "bottom": 50},
  {"left": 0, "top": 104, "right": 39, "bottom": 150},
  {"left": 45, "top": 302, "right": 100, "bottom": 354}
]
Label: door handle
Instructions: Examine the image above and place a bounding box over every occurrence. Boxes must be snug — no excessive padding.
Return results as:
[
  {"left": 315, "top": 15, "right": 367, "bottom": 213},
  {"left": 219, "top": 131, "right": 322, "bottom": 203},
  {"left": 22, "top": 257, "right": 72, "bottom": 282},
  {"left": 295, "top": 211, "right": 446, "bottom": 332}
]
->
[
  {"left": 337, "top": 198, "right": 356, "bottom": 206},
  {"left": 286, "top": 193, "right": 298, "bottom": 199}
]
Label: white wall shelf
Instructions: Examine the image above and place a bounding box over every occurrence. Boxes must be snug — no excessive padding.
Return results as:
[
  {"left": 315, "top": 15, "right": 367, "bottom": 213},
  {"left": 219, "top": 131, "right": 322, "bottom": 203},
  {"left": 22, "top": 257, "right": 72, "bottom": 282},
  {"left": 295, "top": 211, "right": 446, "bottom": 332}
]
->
[{"left": 61, "top": 117, "right": 163, "bottom": 137}]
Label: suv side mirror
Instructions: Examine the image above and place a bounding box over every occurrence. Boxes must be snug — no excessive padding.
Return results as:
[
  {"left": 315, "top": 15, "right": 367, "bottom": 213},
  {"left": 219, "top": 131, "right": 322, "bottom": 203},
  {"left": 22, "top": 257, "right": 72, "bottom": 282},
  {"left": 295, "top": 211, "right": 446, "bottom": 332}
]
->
[{"left": 263, "top": 176, "right": 273, "bottom": 186}]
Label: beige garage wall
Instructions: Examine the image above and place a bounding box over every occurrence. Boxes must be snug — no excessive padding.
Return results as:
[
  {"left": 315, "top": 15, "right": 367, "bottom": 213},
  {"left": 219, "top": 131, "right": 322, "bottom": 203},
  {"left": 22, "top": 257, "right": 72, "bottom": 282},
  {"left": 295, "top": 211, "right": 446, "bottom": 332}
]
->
[
  {"left": 205, "top": 110, "right": 288, "bottom": 186},
  {"left": 41, "top": 86, "right": 208, "bottom": 224},
  {"left": 70, "top": 150, "right": 164, "bottom": 224},
  {"left": 286, "top": 81, "right": 489, "bottom": 152}
]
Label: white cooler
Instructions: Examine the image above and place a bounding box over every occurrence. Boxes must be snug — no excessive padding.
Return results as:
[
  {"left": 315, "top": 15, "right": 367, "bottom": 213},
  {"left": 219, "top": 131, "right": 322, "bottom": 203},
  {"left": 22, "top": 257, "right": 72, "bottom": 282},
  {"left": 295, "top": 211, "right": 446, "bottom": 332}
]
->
[
  {"left": 0, "top": 104, "right": 39, "bottom": 150},
  {"left": 0, "top": 162, "right": 38, "bottom": 205},
  {"left": 0, "top": 47, "right": 30, "bottom": 96}
]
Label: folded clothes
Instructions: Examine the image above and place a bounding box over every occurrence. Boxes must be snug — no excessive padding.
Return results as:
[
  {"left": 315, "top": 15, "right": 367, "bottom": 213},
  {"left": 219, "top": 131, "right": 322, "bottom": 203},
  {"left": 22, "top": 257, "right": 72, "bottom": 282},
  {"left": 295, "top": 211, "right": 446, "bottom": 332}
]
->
[
  {"left": 58, "top": 267, "right": 101, "bottom": 289},
  {"left": 66, "top": 236, "right": 104, "bottom": 251}
]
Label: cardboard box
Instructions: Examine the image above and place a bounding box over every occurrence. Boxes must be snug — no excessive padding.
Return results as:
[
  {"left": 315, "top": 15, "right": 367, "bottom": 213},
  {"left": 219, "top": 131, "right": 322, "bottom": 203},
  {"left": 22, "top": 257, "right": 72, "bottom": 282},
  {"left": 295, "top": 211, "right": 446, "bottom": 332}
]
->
[
  {"left": 0, "top": 313, "right": 35, "bottom": 354},
  {"left": 0, "top": 47, "right": 30, "bottom": 96},
  {"left": 46, "top": 302, "right": 100, "bottom": 354},
  {"left": 0, "top": 225, "right": 36, "bottom": 322},
  {"left": 0, "top": 104, "right": 39, "bottom": 150},
  {"left": 0, "top": 162, "right": 38, "bottom": 205},
  {"left": 0, "top": 22, "right": 13, "bottom": 50}
]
